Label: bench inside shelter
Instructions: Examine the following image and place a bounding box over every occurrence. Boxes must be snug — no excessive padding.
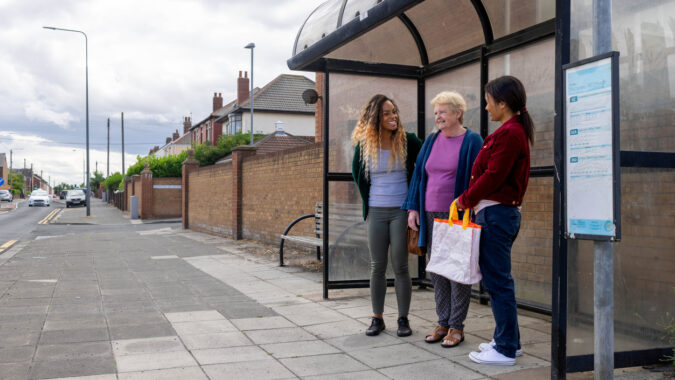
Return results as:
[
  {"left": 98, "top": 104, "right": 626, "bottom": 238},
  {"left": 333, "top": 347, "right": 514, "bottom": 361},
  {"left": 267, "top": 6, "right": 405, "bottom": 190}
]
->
[{"left": 279, "top": 202, "right": 366, "bottom": 266}]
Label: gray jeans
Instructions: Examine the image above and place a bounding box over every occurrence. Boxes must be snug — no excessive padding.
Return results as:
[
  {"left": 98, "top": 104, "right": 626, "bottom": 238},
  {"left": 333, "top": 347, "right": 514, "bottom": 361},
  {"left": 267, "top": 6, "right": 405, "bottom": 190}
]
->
[
  {"left": 367, "top": 206, "right": 411, "bottom": 316},
  {"left": 426, "top": 211, "right": 472, "bottom": 330}
]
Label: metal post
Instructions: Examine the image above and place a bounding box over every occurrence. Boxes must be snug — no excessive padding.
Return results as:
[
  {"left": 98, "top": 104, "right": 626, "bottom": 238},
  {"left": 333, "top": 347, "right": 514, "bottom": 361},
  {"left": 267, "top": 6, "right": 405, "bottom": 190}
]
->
[
  {"left": 9, "top": 150, "right": 12, "bottom": 192},
  {"left": 121, "top": 112, "right": 125, "bottom": 175},
  {"left": 593, "top": 0, "right": 613, "bottom": 378},
  {"left": 107, "top": 118, "right": 110, "bottom": 177},
  {"left": 30, "top": 163, "right": 33, "bottom": 191},
  {"left": 43, "top": 26, "right": 89, "bottom": 215}
]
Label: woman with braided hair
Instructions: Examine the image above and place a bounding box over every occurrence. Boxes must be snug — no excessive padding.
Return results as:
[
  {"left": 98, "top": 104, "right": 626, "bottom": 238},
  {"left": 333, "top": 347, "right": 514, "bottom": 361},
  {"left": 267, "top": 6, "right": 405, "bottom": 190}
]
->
[
  {"left": 351, "top": 94, "right": 422, "bottom": 337},
  {"left": 456, "top": 76, "right": 534, "bottom": 366}
]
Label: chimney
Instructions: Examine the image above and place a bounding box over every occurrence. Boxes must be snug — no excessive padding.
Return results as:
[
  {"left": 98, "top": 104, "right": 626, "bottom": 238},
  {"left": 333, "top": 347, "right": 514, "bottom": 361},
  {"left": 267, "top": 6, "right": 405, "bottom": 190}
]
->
[
  {"left": 213, "top": 92, "right": 223, "bottom": 112},
  {"left": 183, "top": 116, "right": 192, "bottom": 134},
  {"left": 165, "top": 137, "right": 172, "bottom": 144},
  {"left": 173, "top": 129, "right": 179, "bottom": 140},
  {"left": 237, "top": 71, "right": 249, "bottom": 106}
]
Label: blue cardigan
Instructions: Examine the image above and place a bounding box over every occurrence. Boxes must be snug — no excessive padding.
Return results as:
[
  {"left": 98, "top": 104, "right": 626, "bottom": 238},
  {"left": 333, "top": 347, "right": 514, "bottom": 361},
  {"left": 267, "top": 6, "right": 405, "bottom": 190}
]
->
[{"left": 401, "top": 128, "right": 483, "bottom": 248}]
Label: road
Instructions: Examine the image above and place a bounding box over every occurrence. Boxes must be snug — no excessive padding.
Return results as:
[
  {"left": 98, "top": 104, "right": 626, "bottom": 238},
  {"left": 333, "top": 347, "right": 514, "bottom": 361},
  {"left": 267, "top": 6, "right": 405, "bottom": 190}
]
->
[{"left": 0, "top": 198, "right": 65, "bottom": 251}]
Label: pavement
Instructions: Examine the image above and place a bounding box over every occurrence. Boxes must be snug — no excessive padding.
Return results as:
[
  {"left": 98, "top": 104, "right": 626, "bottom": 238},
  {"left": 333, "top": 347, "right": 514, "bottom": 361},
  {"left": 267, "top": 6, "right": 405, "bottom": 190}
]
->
[{"left": 0, "top": 199, "right": 666, "bottom": 379}]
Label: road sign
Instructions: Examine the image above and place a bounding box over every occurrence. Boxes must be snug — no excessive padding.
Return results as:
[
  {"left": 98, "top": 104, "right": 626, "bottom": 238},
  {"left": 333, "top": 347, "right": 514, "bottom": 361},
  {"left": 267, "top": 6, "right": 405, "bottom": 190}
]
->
[{"left": 0, "top": 178, "right": 4, "bottom": 186}]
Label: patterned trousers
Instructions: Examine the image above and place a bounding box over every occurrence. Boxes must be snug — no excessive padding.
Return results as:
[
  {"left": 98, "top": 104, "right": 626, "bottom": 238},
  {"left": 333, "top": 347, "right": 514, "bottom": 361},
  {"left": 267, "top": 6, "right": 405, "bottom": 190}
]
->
[{"left": 425, "top": 211, "right": 472, "bottom": 330}]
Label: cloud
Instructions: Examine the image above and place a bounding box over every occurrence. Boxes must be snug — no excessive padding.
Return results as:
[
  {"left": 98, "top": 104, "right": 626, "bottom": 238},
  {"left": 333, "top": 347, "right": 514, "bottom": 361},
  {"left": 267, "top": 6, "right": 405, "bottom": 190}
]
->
[
  {"left": 24, "top": 102, "right": 78, "bottom": 129},
  {"left": 0, "top": 131, "right": 136, "bottom": 187}
]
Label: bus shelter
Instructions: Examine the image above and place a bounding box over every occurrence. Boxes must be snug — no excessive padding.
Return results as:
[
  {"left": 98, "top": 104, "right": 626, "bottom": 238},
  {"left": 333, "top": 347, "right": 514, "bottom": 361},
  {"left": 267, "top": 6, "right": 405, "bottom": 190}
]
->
[{"left": 287, "top": 0, "right": 674, "bottom": 377}]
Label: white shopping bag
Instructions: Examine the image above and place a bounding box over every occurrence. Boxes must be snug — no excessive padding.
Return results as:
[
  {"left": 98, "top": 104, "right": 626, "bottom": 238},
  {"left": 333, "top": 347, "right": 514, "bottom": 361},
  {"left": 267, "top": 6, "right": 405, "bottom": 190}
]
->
[{"left": 426, "top": 201, "right": 482, "bottom": 285}]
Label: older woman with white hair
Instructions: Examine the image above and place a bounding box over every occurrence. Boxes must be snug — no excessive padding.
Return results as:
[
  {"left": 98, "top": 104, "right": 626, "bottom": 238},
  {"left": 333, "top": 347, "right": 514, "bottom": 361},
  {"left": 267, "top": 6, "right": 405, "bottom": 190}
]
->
[{"left": 402, "top": 91, "right": 482, "bottom": 348}]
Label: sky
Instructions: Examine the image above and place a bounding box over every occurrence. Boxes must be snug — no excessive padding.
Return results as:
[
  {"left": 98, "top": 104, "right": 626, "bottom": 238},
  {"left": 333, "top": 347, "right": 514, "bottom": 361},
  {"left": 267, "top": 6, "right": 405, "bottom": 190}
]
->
[{"left": 0, "top": 0, "right": 318, "bottom": 188}]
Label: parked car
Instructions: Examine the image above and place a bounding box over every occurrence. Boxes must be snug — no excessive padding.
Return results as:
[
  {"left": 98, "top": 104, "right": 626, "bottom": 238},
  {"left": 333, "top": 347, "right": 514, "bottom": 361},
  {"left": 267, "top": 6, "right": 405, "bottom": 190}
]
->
[
  {"left": 0, "top": 190, "right": 12, "bottom": 202},
  {"left": 28, "top": 190, "right": 50, "bottom": 207},
  {"left": 60, "top": 190, "right": 68, "bottom": 199},
  {"left": 66, "top": 190, "right": 86, "bottom": 208}
]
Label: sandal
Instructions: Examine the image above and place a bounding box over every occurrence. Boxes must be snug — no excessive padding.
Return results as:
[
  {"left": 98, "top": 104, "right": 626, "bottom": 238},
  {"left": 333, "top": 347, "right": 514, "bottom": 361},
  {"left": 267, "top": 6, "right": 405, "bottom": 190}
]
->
[
  {"left": 424, "top": 326, "right": 448, "bottom": 343},
  {"left": 441, "top": 328, "right": 464, "bottom": 348}
]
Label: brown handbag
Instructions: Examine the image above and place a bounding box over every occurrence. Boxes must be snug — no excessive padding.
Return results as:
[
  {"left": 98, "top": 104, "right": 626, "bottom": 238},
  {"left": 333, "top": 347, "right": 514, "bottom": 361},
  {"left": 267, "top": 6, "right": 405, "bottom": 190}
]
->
[{"left": 407, "top": 228, "right": 426, "bottom": 256}]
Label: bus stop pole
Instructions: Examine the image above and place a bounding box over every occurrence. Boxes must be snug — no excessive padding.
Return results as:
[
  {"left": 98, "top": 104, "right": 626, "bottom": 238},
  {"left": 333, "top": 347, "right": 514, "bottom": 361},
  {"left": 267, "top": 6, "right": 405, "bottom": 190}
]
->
[{"left": 593, "top": 0, "right": 613, "bottom": 378}]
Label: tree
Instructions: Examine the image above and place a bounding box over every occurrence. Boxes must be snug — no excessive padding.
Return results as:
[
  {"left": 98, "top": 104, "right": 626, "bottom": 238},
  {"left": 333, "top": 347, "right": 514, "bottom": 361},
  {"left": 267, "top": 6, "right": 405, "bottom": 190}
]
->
[
  {"left": 53, "top": 182, "right": 74, "bottom": 194},
  {"left": 90, "top": 171, "right": 105, "bottom": 191},
  {"left": 104, "top": 172, "right": 124, "bottom": 192},
  {"left": 9, "top": 173, "right": 24, "bottom": 195},
  {"left": 193, "top": 132, "right": 265, "bottom": 167}
]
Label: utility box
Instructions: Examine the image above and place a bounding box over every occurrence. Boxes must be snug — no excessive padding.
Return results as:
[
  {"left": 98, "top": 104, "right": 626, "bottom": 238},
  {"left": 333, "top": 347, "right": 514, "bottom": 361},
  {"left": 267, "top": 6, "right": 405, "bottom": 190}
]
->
[{"left": 130, "top": 195, "right": 138, "bottom": 219}]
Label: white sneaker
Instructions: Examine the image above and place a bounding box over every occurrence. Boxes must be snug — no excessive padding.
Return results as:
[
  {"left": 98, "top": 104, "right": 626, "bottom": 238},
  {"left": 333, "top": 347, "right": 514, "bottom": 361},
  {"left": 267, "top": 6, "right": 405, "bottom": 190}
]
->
[
  {"left": 478, "top": 339, "right": 523, "bottom": 357},
  {"left": 469, "top": 348, "right": 516, "bottom": 366}
]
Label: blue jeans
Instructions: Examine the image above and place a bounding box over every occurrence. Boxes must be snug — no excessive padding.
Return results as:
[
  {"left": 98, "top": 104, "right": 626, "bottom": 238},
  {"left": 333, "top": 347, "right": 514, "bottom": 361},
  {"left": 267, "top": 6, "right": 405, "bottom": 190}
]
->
[{"left": 476, "top": 204, "right": 521, "bottom": 358}]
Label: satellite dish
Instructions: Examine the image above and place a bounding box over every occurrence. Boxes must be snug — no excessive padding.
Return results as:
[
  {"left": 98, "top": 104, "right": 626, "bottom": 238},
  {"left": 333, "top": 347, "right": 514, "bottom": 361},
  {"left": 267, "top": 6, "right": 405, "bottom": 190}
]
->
[{"left": 302, "top": 89, "right": 320, "bottom": 105}]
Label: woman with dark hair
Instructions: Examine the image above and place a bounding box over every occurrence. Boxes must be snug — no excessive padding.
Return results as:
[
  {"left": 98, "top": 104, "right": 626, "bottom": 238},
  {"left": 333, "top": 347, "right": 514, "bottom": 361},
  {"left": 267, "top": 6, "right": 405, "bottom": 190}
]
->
[
  {"left": 456, "top": 76, "right": 533, "bottom": 366},
  {"left": 352, "top": 94, "right": 423, "bottom": 337}
]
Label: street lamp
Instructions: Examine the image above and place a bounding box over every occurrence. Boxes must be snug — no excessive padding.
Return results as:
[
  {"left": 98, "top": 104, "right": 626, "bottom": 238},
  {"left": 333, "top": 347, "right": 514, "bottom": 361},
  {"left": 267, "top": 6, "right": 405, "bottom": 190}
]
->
[
  {"left": 44, "top": 26, "right": 91, "bottom": 216},
  {"left": 244, "top": 42, "right": 255, "bottom": 145}
]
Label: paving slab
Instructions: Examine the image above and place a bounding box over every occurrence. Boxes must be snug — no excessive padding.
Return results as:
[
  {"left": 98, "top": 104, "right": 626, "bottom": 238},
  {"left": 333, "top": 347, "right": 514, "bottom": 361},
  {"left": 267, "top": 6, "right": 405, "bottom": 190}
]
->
[
  {"left": 349, "top": 343, "right": 441, "bottom": 368},
  {"left": 114, "top": 350, "right": 198, "bottom": 373},
  {"left": 245, "top": 326, "right": 317, "bottom": 345},
  {"left": 230, "top": 315, "right": 295, "bottom": 331},
  {"left": 261, "top": 340, "right": 341, "bottom": 359},
  {"left": 280, "top": 353, "right": 370, "bottom": 377},
  {"left": 30, "top": 357, "right": 116, "bottom": 380},
  {"left": 202, "top": 359, "right": 296, "bottom": 379},
  {"left": 378, "top": 359, "right": 485, "bottom": 380},
  {"left": 117, "top": 367, "right": 208, "bottom": 380},
  {"left": 180, "top": 331, "right": 253, "bottom": 350},
  {"left": 304, "top": 370, "right": 390, "bottom": 380},
  {"left": 191, "top": 345, "right": 271, "bottom": 365},
  {"left": 112, "top": 336, "right": 184, "bottom": 356}
]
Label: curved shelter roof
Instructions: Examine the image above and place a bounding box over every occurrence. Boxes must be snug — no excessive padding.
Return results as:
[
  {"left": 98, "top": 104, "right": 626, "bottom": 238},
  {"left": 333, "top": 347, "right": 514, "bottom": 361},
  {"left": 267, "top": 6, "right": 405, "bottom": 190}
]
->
[{"left": 288, "top": 0, "right": 555, "bottom": 71}]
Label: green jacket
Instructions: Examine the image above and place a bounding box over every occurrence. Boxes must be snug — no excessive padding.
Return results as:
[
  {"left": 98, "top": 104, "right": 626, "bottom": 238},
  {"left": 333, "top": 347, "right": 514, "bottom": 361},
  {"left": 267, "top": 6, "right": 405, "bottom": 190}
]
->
[{"left": 352, "top": 132, "right": 423, "bottom": 220}]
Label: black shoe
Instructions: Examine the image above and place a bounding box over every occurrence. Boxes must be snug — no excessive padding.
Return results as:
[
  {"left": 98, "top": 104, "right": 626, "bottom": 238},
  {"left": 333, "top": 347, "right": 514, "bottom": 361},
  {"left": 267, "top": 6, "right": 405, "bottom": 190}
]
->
[
  {"left": 397, "top": 316, "right": 412, "bottom": 337},
  {"left": 365, "top": 317, "right": 385, "bottom": 336}
]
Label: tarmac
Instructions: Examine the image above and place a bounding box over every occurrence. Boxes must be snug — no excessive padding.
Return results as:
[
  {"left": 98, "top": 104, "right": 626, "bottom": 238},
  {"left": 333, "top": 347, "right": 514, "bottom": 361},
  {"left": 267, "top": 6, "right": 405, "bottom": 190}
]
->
[{"left": 0, "top": 200, "right": 667, "bottom": 379}]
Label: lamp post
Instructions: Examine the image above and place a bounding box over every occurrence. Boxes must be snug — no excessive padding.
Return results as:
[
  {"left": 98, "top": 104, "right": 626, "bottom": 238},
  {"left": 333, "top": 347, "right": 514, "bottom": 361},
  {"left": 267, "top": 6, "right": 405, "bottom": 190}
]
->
[
  {"left": 44, "top": 26, "right": 90, "bottom": 216},
  {"left": 244, "top": 42, "right": 255, "bottom": 145}
]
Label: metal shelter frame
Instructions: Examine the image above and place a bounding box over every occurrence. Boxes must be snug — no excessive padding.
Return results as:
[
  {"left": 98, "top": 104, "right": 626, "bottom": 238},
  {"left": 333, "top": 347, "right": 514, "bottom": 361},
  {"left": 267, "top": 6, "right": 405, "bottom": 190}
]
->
[{"left": 288, "top": 0, "right": 675, "bottom": 377}]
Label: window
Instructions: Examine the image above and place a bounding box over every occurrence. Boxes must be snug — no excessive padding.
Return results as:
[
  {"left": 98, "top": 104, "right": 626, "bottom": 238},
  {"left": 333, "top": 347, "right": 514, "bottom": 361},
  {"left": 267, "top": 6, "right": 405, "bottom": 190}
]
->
[{"left": 228, "top": 113, "right": 242, "bottom": 134}]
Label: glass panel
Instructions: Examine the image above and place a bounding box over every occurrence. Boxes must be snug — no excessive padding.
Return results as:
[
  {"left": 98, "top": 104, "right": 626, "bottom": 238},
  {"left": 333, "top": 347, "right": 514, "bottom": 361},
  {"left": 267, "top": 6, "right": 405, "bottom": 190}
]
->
[
  {"left": 482, "top": 0, "right": 556, "bottom": 39},
  {"left": 294, "top": 0, "right": 344, "bottom": 56},
  {"left": 327, "top": 181, "right": 419, "bottom": 281},
  {"left": 342, "top": 0, "right": 381, "bottom": 25},
  {"left": 567, "top": 167, "right": 675, "bottom": 356},
  {"left": 326, "top": 18, "right": 422, "bottom": 66},
  {"left": 488, "top": 38, "right": 555, "bottom": 167},
  {"left": 511, "top": 176, "right": 553, "bottom": 306},
  {"left": 328, "top": 73, "right": 418, "bottom": 173},
  {"left": 424, "top": 63, "right": 481, "bottom": 136},
  {"left": 571, "top": 0, "right": 675, "bottom": 152},
  {"left": 405, "top": 0, "right": 484, "bottom": 62}
]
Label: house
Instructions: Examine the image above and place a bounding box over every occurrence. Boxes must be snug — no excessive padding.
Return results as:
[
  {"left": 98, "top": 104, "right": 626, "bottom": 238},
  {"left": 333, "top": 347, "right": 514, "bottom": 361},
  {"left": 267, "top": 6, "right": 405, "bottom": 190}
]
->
[
  {"left": 214, "top": 123, "right": 314, "bottom": 165},
  {"left": 156, "top": 124, "right": 192, "bottom": 157},
  {"left": 12, "top": 168, "right": 50, "bottom": 193},
  {"left": 216, "top": 73, "right": 316, "bottom": 137},
  {"left": 188, "top": 72, "right": 316, "bottom": 146},
  {"left": 0, "top": 153, "right": 8, "bottom": 190}
]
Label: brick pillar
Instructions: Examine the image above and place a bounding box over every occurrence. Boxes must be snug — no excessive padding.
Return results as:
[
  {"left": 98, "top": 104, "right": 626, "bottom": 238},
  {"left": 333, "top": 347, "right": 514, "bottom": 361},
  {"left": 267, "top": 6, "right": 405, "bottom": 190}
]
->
[
  {"left": 314, "top": 72, "right": 324, "bottom": 142},
  {"left": 140, "top": 163, "right": 153, "bottom": 219},
  {"left": 231, "top": 145, "right": 256, "bottom": 240},
  {"left": 124, "top": 177, "right": 131, "bottom": 211},
  {"left": 181, "top": 149, "right": 199, "bottom": 229}
]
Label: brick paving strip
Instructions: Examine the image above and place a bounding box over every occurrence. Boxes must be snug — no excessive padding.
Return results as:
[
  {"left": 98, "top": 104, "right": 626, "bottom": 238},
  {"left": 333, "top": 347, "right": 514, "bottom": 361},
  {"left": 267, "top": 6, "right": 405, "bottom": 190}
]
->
[{"left": 0, "top": 202, "right": 662, "bottom": 379}]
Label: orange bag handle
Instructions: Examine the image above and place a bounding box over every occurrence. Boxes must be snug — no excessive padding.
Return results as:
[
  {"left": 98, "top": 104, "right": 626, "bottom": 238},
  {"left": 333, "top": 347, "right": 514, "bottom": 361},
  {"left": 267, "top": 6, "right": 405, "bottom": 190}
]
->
[{"left": 449, "top": 200, "right": 471, "bottom": 230}]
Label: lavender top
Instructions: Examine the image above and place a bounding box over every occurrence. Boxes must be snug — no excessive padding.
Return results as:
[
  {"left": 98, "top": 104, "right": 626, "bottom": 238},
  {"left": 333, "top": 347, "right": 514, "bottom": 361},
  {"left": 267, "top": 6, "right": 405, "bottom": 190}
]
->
[{"left": 424, "top": 132, "right": 465, "bottom": 212}]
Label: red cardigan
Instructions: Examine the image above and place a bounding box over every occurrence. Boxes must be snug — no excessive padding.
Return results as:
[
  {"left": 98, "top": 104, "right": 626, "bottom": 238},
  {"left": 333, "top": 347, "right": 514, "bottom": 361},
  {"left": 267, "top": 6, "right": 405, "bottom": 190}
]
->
[{"left": 458, "top": 116, "right": 530, "bottom": 209}]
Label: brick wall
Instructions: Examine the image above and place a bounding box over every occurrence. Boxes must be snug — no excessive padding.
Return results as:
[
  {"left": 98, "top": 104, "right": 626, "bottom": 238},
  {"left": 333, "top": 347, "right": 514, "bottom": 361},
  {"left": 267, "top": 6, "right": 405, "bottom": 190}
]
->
[
  {"left": 188, "top": 162, "right": 234, "bottom": 236},
  {"left": 151, "top": 178, "right": 182, "bottom": 218},
  {"left": 241, "top": 143, "right": 323, "bottom": 244}
]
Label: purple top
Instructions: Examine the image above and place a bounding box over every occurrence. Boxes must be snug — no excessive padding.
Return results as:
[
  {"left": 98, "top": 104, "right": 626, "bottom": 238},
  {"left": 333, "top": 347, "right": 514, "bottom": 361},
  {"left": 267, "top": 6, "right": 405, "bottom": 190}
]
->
[{"left": 424, "top": 132, "right": 465, "bottom": 212}]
